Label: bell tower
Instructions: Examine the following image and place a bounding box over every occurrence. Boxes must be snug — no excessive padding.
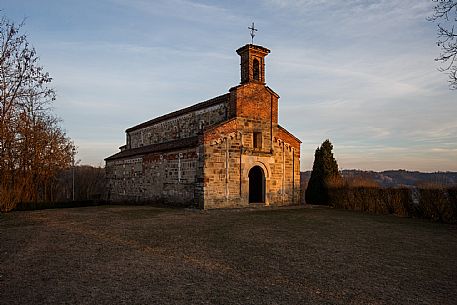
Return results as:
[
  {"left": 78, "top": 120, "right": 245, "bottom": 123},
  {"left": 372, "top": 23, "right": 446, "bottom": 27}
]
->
[{"left": 236, "top": 44, "right": 270, "bottom": 84}]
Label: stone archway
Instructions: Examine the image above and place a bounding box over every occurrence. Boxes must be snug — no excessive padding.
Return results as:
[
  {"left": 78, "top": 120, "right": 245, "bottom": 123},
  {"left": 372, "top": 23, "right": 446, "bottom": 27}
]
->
[{"left": 248, "top": 165, "right": 265, "bottom": 203}]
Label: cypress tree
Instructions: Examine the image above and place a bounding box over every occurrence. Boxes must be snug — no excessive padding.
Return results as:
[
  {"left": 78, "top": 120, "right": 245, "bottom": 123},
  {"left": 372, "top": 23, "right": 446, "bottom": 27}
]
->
[{"left": 305, "top": 139, "right": 341, "bottom": 205}]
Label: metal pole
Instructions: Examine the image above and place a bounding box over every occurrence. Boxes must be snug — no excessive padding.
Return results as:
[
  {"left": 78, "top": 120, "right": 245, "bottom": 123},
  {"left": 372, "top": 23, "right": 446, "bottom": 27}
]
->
[{"left": 72, "top": 147, "right": 75, "bottom": 201}]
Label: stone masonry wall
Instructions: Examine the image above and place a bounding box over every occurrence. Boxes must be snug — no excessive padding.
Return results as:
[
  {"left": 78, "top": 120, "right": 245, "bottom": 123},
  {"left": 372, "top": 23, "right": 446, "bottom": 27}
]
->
[
  {"left": 202, "top": 117, "right": 300, "bottom": 209},
  {"left": 106, "top": 146, "right": 199, "bottom": 206},
  {"left": 202, "top": 119, "right": 244, "bottom": 208},
  {"left": 269, "top": 134, "right": 301, "bottom": 205},
  {"left": 129, "top": 103, "right": 226, "bottom": 149}
]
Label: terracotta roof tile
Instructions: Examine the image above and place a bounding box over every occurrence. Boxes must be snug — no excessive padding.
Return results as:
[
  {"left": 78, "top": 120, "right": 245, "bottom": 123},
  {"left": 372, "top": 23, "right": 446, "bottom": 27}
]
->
[
  {"left": 126, "top": 93, "right": 230, "bottom": 132},
  {"left": 105, "top": 136, "right": 199, "bottom": 161}
]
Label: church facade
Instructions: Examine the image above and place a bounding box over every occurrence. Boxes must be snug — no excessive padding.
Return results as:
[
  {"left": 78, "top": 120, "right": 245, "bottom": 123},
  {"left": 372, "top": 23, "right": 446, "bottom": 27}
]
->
[{"left": 105, "top": 44, "right": 301, "bottom": 209}]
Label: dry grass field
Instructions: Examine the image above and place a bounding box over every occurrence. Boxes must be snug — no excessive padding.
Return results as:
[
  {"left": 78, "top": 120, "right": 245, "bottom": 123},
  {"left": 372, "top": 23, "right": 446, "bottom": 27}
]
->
[{"left": 1, "top": 205, "right": 456, "bottom": 305}]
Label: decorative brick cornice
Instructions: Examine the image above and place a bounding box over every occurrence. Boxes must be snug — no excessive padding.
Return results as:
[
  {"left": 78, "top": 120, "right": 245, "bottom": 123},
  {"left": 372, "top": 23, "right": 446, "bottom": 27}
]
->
[{"left": 236, "top": 44, "right": 270, "bottom": 55}]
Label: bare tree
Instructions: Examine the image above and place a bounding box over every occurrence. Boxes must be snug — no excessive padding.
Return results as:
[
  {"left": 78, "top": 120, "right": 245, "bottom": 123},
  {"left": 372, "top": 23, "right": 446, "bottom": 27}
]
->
[
  {"left": 0, "top": 15, "right": 74, "bottom": 211},
  {"left": 429, "top": 0, "right": 457, "bottom": 89}
]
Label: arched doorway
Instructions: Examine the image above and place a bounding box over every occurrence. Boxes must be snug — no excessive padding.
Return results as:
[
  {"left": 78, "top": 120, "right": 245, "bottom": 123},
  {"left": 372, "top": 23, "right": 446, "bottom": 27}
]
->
[{"left": 249, "top": 166, "right": 265, "bottom": 203}]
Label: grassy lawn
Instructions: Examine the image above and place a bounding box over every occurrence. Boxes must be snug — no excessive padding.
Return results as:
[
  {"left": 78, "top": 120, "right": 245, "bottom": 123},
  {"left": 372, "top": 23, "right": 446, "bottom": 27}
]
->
[{"left": 1, "top": 205, "right": 456, "bottom": 305}]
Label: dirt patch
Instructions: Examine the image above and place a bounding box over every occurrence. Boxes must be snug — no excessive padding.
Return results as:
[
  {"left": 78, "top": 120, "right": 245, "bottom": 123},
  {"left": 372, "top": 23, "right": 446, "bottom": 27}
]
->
[{"left": 1, "top": 205, "right": 456, "bottom": 304}]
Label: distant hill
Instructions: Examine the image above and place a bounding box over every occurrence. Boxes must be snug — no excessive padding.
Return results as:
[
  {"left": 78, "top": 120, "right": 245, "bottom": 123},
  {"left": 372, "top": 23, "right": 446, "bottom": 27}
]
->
[{"left": 300, "top": 170, "right": 457, "bottom": 188}]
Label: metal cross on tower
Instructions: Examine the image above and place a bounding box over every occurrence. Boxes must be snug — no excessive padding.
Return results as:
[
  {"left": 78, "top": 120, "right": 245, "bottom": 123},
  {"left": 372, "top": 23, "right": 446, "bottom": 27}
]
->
[{"left": 248, "top": 22, "right": 257, "bottom": 44}]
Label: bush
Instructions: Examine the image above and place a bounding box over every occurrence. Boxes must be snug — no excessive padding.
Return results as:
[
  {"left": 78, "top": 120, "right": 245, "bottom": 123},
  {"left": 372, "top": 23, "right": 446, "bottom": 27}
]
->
[
  {"left": 415, "top": 186, "right": 457, "bottom": 223},
  {"left": 327, "top": 183, "right": 457, "bottom": 223},
  {"left": 328, "top": 186, "right": 411, "bottom": 217}
]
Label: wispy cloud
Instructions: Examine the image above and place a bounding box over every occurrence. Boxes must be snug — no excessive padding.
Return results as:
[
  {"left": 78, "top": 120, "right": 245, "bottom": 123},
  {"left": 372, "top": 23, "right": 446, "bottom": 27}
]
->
[
  {"left": 3, "top": 0, "right": 454, "bottom": 171},
  {"left": 110, "top": 0, "right": 242, "bottom": 26}
]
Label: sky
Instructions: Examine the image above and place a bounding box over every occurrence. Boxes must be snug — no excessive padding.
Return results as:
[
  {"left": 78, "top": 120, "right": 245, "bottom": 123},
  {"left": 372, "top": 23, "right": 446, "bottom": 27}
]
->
[{"left": 2, "top": 0, "right": 456, "bottom": 172}]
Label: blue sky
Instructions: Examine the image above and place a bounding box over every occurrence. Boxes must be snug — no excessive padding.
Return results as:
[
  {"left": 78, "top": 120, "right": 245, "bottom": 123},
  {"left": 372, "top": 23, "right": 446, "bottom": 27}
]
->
[{"left": 2, "top": 0, "right": 456, "bottom": 171}]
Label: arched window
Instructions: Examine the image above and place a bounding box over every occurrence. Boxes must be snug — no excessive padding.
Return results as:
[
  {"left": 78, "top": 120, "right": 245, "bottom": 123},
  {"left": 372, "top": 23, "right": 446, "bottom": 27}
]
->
[{"left": 253, "top": 58, "right": 260, "bottom": 81}]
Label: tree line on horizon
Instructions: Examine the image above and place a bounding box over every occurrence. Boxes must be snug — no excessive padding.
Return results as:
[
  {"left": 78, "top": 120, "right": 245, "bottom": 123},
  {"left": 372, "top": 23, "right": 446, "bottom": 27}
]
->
[
  {"left": 301, "top": 169, "right": 457, "bottom": 189},
  {"left": 12, "top": 165, "right": 106, "bottom": 211}
]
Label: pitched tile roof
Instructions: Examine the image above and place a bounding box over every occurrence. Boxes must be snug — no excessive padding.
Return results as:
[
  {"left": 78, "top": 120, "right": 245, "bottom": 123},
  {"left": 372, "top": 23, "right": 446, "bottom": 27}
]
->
[
  {"left": 126, "top": 93, "right": 230, "bottom": 132},
  {"left": 105, "top": 136, "right": 199, "bottom": 161}
]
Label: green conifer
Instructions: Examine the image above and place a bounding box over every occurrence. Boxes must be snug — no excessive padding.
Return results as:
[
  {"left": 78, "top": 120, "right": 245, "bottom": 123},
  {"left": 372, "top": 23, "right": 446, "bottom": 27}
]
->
[{"left": 305, "top": 139, "right": 341, "bottom": 205}]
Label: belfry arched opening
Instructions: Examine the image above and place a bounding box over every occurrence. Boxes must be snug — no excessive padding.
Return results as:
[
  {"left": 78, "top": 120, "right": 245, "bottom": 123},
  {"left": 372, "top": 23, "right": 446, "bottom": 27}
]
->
[{"left": 248, "top": 166, "right": 265, "bottom": 203}]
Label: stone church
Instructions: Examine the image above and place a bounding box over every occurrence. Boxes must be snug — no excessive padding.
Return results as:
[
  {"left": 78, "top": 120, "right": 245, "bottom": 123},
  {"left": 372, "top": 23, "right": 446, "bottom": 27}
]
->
[{"left": 105, "top": 43, "right": 301, "bottom": 209}]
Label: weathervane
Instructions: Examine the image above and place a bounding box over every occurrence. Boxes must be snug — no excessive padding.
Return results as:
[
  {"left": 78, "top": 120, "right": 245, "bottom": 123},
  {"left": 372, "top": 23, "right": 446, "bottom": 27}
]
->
[{"left": 248, "top": 22, "right": 257, "bottom": 44}]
